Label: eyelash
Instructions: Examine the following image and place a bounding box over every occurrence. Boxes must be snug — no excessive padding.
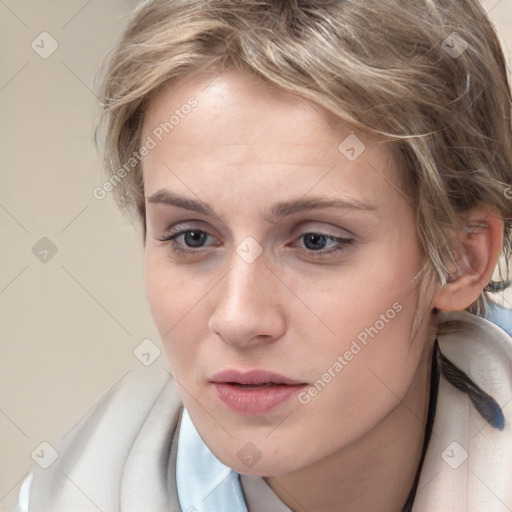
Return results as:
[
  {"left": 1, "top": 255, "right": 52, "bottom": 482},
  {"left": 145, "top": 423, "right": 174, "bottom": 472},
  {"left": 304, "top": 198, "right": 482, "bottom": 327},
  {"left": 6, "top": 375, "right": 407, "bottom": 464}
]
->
[{"left": 156, "top": 228, "right": 354, "bottom": 259}]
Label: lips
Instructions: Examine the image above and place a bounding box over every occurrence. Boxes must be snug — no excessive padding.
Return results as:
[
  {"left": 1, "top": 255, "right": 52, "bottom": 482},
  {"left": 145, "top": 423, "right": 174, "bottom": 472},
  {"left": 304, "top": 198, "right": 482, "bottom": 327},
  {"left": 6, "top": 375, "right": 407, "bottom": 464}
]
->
[
  {"left": 210, "top": 369, "right": 305, "bottom": 386},
  {"left": 210, "top": 369, "right": 307, "bottom": 415}
]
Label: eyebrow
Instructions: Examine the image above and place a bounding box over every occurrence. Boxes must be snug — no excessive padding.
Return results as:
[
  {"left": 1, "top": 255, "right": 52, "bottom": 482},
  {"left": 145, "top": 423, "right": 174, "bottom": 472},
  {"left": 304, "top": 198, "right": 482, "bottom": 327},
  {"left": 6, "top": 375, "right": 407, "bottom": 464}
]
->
[{"left": 146, "top": 190, "right": 376, "bottom": 221}]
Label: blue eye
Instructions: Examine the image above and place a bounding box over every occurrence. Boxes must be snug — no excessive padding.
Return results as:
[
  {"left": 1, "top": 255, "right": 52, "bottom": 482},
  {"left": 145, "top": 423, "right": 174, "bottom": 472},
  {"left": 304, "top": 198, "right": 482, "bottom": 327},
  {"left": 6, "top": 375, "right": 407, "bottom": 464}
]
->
[
  {"left": 294, "top": 232, "right": 353, "bottom": 257},
  {"left": 176, "top": 230, "right": 208, "bottom": 248},
  {"left": 158, "top": 229, "right": 217, "bottom": 255},
  {"left": 302, "top": 233, "right": 336, "bottom": 251}
]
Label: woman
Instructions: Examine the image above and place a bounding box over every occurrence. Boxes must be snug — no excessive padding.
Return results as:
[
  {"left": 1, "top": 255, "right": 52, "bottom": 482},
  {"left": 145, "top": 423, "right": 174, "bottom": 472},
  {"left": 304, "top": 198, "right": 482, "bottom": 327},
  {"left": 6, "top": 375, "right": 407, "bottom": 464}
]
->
[{"left": 19, "top": 0, "right": 512, "bottom": 510}]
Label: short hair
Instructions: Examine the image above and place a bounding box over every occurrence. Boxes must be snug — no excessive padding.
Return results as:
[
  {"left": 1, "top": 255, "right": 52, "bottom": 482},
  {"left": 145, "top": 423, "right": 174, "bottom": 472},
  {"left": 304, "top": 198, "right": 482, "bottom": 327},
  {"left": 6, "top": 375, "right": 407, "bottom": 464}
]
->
[{"left": 95, "top": 0, "right": 512, "bottom": 310}]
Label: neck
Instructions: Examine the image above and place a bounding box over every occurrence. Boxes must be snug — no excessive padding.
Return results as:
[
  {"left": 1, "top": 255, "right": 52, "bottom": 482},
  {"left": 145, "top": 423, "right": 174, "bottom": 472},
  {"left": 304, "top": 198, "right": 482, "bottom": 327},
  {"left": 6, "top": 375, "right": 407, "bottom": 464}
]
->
[{"left": 266, "top": 345, "right": 435, "bottom": 512}]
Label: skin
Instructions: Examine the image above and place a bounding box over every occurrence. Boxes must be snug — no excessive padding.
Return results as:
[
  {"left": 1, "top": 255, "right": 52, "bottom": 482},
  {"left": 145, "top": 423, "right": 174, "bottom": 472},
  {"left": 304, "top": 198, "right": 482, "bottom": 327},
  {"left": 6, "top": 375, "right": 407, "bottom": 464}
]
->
[{"left": 140, "top": 68, "right": 490, "bottom": 511}]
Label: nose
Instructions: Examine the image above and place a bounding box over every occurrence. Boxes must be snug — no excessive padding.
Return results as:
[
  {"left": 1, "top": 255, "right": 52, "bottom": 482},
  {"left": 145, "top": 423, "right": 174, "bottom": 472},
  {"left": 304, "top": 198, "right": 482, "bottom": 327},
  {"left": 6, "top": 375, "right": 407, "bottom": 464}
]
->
[{"left": 208, "top": 251, "right": 286, "bottom": 348}]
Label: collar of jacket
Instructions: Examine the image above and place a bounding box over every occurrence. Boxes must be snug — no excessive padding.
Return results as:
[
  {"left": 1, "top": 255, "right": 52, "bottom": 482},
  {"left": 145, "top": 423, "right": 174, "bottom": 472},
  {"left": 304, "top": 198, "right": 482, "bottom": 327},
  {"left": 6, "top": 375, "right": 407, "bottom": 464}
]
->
[
  {"left": 25, "top": 311, "right": 512, "bottom": 511},
  {"left": 412, "top": 311, "right": 512, "bottom": 510}
]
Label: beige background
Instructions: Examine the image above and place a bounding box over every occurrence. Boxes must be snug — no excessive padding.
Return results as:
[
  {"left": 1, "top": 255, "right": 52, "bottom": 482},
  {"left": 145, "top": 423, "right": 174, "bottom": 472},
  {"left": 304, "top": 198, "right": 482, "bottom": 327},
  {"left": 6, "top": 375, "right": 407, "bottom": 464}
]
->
[{"left": 0, "top": 0, "right": 511, "bottom": 509}]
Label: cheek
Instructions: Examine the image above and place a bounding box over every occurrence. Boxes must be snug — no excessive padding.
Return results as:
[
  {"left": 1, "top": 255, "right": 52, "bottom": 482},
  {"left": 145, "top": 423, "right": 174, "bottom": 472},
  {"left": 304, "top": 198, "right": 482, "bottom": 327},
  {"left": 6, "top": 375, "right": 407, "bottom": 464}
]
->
[
  {"left": 298, "top": 282, "right": 421, "bottom": 394},
  {"left": 144, "top": 248, "right": 227, "bottom": 385},
  {"left": 144, "top": 251, "right": 202, "bottom": 359}
]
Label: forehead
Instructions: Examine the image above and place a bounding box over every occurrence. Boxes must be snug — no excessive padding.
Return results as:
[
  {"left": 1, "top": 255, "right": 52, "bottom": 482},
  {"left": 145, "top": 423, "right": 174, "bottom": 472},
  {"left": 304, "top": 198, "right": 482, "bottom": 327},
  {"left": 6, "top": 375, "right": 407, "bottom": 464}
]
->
[
  {"left": 143, "top": 69, "right": 384, "bottom": 154},
  {"left": 144, "top": 69, "right": 341, "bottom": 153},
  {"left": 141, "top": 68, "right": 401, "bottom": 206}
]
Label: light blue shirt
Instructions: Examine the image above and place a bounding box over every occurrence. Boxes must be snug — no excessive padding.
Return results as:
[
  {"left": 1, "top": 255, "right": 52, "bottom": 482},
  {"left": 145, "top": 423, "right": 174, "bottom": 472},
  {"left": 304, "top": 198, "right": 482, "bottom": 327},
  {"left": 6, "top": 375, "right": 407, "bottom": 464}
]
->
[{"left": 176, "top": 409, "right": 248, "bottom": 512}]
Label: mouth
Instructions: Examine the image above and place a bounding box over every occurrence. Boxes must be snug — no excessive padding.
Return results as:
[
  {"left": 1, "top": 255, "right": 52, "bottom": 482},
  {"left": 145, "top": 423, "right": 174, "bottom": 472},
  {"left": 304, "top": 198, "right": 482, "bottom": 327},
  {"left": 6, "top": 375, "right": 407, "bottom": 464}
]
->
[{"left": 210, "top": 369, "right": 308, "bottom": 415}]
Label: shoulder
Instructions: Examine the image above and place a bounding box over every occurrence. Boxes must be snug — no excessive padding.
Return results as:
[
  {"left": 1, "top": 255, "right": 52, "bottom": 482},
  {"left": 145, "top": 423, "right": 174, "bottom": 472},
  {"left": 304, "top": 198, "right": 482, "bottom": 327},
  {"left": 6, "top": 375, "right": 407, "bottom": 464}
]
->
[{"left": 26, "top": 367, "right": 183, "bottom": 512}]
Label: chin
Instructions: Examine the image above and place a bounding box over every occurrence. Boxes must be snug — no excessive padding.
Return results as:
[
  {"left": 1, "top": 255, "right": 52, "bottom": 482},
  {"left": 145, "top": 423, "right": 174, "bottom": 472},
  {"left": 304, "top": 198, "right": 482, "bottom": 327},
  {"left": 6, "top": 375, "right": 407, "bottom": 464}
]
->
[{"left": 211, "top": 439, "right": 309, "bottom": 478}]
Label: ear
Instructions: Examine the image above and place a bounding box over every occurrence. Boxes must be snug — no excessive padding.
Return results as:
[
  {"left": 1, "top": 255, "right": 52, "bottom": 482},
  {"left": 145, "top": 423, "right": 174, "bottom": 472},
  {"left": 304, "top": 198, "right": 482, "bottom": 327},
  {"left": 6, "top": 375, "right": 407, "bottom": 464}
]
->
[{"left": 433, "top": 205, "right": 504, "bottom": 312}]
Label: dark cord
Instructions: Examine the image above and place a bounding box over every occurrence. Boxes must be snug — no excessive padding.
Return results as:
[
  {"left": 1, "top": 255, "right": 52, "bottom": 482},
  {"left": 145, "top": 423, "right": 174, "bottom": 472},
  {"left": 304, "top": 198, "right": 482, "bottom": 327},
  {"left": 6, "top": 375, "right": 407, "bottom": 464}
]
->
[
  {"left": 402, "top": 339, "right": 441, "bottom": 512},
  {"left": 438, "top": 349, "right": 505, "bottom": 430}
]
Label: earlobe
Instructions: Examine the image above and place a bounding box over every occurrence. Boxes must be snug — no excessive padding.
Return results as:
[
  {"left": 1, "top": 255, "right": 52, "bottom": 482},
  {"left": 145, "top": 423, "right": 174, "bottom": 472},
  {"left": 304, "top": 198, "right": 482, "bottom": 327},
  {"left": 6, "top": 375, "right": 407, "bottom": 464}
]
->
[{"left": 433, "top": 206, "right": 504, "bottom": 312}]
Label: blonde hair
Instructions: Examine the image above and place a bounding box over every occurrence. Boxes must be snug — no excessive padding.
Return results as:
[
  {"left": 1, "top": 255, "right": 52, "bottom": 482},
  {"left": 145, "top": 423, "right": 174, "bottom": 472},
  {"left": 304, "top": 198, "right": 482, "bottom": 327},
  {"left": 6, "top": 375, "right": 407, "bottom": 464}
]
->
[{"left": 95, "top": 0, "right": 512, "bottom": 311}]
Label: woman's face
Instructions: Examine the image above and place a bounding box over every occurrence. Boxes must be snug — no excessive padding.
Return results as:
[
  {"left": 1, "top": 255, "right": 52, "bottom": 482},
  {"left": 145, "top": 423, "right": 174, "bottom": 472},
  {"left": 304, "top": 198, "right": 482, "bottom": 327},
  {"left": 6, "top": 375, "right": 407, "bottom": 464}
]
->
[{"left": 142, "top": 69, "right": 430, "bottom": 476}]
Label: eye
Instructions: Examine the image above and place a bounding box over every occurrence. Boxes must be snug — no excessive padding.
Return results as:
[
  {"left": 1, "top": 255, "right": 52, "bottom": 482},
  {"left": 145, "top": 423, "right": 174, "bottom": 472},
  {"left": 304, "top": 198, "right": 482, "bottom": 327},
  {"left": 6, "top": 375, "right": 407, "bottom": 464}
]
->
[
  {"left": 176, "top": 230, "right": 209, "bottom": 248},
  {"left": 291, "top": 231, "right": 354, "bottom": 257},
  {"left": 157, "top": 228, "right": 219, "bottom": 256}
]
